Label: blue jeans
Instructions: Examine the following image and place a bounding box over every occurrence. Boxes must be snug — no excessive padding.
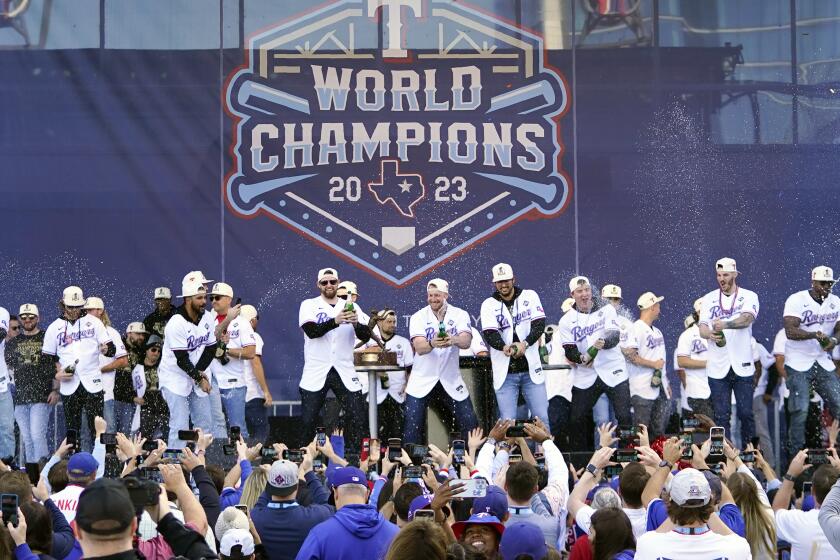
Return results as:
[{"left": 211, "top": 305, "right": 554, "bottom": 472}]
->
[
  {"left": 103, "top": 399, "right": 115, "bottom": 429},
  {"left": 0, "top": 391, "right": 14, "bottom": 459},
  {"left": 245, "top": 398, "right": 269, "bottom": 444},
  {"left": 220, "top": 386, "right": 249, "bottom": 438},
  {"left": 708, "top": 369, "right": 754, "bottom": 445},
  {"left": 786, "top": 362, "right": 840, "bottom": 453},
  {"left": 113, "top": 401, "right": 136, "bottom": 436},
  {"left": 161, "top": 388, "right": 213, "bottom": 448},
  {"left": 495, "top": 371, "right": 550, "bottom": 427},
  {"left": 209, "top": 378, "right": 229, "bottom": 439},
  {"left": 14, "top": 402, "right": 51, "bottom": 462},
  {"left": 404, "top": 382, "right": 478, "bottom": 445}
]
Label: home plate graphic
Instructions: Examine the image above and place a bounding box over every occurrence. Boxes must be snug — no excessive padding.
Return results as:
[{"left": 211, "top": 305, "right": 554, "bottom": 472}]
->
[{"left": 224, "top": 0, "right": 572, "bottom": 285}]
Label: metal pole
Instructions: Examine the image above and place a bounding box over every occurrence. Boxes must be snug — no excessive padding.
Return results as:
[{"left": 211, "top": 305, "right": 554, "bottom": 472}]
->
[{"left": 368, "top": 370, "right": 378, "bottom": 438}]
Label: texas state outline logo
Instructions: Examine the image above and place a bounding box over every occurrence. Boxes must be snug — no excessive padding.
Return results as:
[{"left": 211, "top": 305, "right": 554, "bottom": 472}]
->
[{"left": 224, "top": 0, "right": 572, "bottom": 286}]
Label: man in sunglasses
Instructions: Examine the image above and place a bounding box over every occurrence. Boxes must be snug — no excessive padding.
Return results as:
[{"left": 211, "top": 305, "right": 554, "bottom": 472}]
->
[
  {"left": 42, "top": 286, "right": 116, "bottom": 451},
  {"left": 299, "top": 268, "right": 371, "bottom": 452},
  {"left": 782, "top": 265, "right": 840, "bottom": 454}
]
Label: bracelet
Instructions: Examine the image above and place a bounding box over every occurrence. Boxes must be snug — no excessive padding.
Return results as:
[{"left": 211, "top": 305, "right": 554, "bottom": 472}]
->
[
  {"left": 783, "top": 473, "right": 795, "bottom": 482},
  {"left": 486, "top": 437, "right": 498, "bottom": 447}
]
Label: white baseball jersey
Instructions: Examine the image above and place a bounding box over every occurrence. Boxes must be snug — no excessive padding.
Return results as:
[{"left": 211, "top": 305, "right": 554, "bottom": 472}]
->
[
  {"left": 698, "top": 287, "right": 760, "bottom": 379},
  {"left": 159, "top": 309, "right": 217, "bottom": 397},
  {"left": 0, "top": 308, "right": 9, "bottom": 392},
  {"left": 459, "top": 327, "right": 489, "bottom": 357},
  {"left": 557, "top": 304, "right": 627, "bottom": 389},
  {"left": 545, "top": 325, "right": 573, "bottom": 402},
  {"left": 676, "top": 324, "right": 710, "bottom": 400},
  {"left": 298, "top": 297, "right": 365, "bottom": 393},
  {"left": 209, "top": 311, "right": 257, "bottom": 390},
  {"left": 616, "top": 313, "right": 634, "bottom": 348},
  {"left": 626, "top": 319, "right": 667, "bottom": 400},
  {"left": 99, "top": 326, "right": 128, "bottom": 401},
  {"left": 783, "top": 290, "right": 840, "bottom": 372},
  {"left": 244, "top": 332, "right": 266, "bottom": 402},
  {"left": 364, "top": 332, "right": 414, "bottom": 404},
  {"left": 408, "top": 304, "right": 471, "bottom": 401},
  {"left": 480, "top": 289, "right": 545, "bottom": 390},
  {"left": 43, "top": 315, "right": 112, "bottom": 396},
  {"left": 772, "top": 329, "right": 790, "bottom": 403}
]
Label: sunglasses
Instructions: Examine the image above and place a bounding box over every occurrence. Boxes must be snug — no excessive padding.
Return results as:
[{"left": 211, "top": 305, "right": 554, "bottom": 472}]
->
[
  {"left": 147, "top": 347, "right": 161, "bottom": 352},
  {"left": 9, "top": 326, "right": 19, "bottom": 331},
  {"left": 211, "top": 295, "right": 228, "bottom": 301},
  {"left": 66, "top": 305, "right": 83, "bottom": 310},
  {"left": 20, "top": 315, "right": 36, "bottom": 320},
  {"left": 319, "top": 279, "right": 339, "bottom": 286}
]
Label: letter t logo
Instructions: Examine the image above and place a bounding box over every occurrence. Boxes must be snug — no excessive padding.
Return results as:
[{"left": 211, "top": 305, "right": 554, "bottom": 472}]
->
[{"left": 367, "top": 0, "right": 422, "bottom": 58}]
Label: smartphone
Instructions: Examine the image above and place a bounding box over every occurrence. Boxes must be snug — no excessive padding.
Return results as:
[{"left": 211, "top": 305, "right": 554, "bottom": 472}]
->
[
  {"left": 24, "top": 463, "right": 40, "bottom": 486},
  {"left": 99, "top": 432, "right": 118, "bottom": 446},
  {"left": 509, "top": 453, "right": 523, "bottom": 464},
  {"left": 361, "top": 438, "right": 370, "bottom": 462},
  {"left": 66, "top": 429, "right": 78, "bottom": 452},
  {"left": 283, "top": 449, "right": 303, "bottom": 464},
  {"left": 709, "top": 462, "right": 724, "bottom": 475},
  {"left": 410, "top": 445, "right": 429, "bottom": 464},
  {"left": 804, "top": 481, "right": 813, "bottom": 495},
  {"left": 178, "top": 430, "right": 198, "bottom": 442},
  {"left": 452, "top": 478, "right": 488, "bottom": 498},
  {"left": 807, "top": 449, "right": 829, "bottom": 465},
  {"left": 260, "top": 447, "right": 278, "bottom": 460},
  {"left": 618, "top": 426, "right": 638, "bottom": 447},
  {"left": 235, "top": 504, "right": 249, "bottom": 515},
  {"left": 229, "top": 426, "right": 241, "bottom": 443},
  {"left": 139, "top": 467, "right": 162, "bottom": 483},
  {"left": 222, "top": 444, "right": 237, "bottom": 456},
  {"left": 709, "top": 427, "right": 725, "bottom": 459},
  {"left": 162, "top": 449, "right": 182, "bottom": 463},
  {"left": 535, "top": 452, "right": 546, "bottom": 471},
  {"left": 316, "top": 427, "right": 327, "bottom": 447},
  {"left": 403, "top": 465, "right": 423, "bottom": 480},
  {"left": 681, "top": 416, "right": 701, "bottom": 430},
  {"left": 142, "top": 440, "right": 159, "bottom": 453},
  {"left": 681, "top": 433, "right": 694, "bottom": 460},
  {"left": 452, "top": 439, "right": 466, "bottom": 466},
  {"left": 605, "top": 464, "right": 624, "bottom": 478},
  {"left": 388, "top": 438, "right": 402, "bottom": 462},
  {"left": 506, "top": 421, "right": 527, "bottom": 438},
  {"left": 614, "top": 449, "right": 638, "bottom": 463},
  {"left": 1, "top": 494, "right": 18, "bottom": 527},
  {"left": 739, "top": 451, "right": 755, "bottom": 463},
  {"left": 123, "top": 478, "right": 159, "bottom": 507},
  {"left": 413, "top": 509, "right": 436, "bottom": 519}
]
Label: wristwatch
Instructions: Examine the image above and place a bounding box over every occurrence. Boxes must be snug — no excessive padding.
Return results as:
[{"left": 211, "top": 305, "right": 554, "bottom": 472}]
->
[
  {"left": 659, "top": 460, "right": 673, "bottom": 469},
  {"left": 585, "top": 463, "right": 598, "bottom": 476},
  {"left": 486, "top": 437, "right": 498, "bottom": 447},
  {"left": 783, "top": 473, "right": 796, "bottom": 482}
]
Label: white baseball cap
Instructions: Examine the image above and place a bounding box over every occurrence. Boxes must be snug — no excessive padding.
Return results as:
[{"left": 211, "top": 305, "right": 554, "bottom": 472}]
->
[
  {"left": 568, "top": 276, "right": 590, "bottom": 293},
  {"left": 84, "top": 297, "right": 104, "bottom": 310},
  {"left": 219, "top": 528, "right": 255, "bottom": 556},
  {"left": 240, "top": 305, "right": 258, "bottom": 322},
  {"left": 492, "top": 263, "right": 514, "bottom": 282},
  {"left": 126, "top": 322, "right": 147, "bottom": 335},
  {"left": 693, "top": 298, "right": 703, "bottom": 314},
  {"left": 317, "top": 268, "right": 338, "bottom": 282},
  {"left": 684, "top": 314, "right": 696, "bottom": 329},
  {"left": 182, "top": 271, "right": 213, "bottom": 285},
  {"left": 267, "top": 460, "right": 299, "bottom": 496},
  {"left": 715, "top": 257, "right": 737, "bottom": 273},
  {"left": 154, "top": 287, "right": 171, "bottom": 300},
  {"left": 210, "top": 282, "right": 234, "bottom": 298},
  {"left": 178, "top": 280, "right": 207, "bottom": 298},
  {"left": 18, "top": 304, "right": 38, "bottom": 317},
  {"left": 601, "top": 284, "right": 622, "bottom": 299},
  {"left": 637, "top": 292, "right": 664, "bottom": 310},
  {"left": 337, "top": 281, "right": 358, "bottom": 295},
  {"left": 63, "top": 286, "right": 84, "bottom": 307},
  {"left": 561, "top": 298, "right": 575, "bottom": 313},
  {"left": 669, "top": 468, "right": 711, "bottom": 507},
  {"left": 427, "top": 278, "right": 449, "bottom": 294},
  {"left": 813, "top": 266, "right": 836, "bottom": 283}
]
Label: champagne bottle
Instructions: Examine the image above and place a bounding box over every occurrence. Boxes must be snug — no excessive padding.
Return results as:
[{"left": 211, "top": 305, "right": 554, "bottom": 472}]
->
[
  {"left": 344, "top": 301, "right": 354, "bottom": 313},
  {"left": 650, "top": 368, "right": 663, "bottom": 388},
  {"left": 819, "top": 335, "right": 831, "bottom": 349},
  {"left": 539, "top": 344, "right": 549, "bottom": 364},
  {"left": 438, "top": 321, "right": 447, "bottom": 339},
  {"left": 64, "top": 359, "right": 79, "bottom": 374},
  {"left": 586, "top": 346, "right": 599, "bottom": 360},
  {"left": 715, "top": 331, "right": 726, "bottom": 348},
  {"left": 215, "top": 341, "right": 230, "bottom": 365}
]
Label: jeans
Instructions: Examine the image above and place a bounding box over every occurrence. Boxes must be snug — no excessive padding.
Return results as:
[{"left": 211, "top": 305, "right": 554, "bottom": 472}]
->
[
  {"left": 686, "top": 397, "right": 715, "bottom": 419},
  {"left": 113, "top": 401, "right": 136, "bottom": 436},
  {"left": 209, "top": 378, "right": 229, "bottom": 439},
  {"left": 593, "top": 393, "right": 615, "bottom": 444},
  {"left": 404, "top": 382, "right": 478, "bottom": 446},
  {"left": 161, "top": 388, "right": 213, "bottom": 448},
  {"left": 62, "top": 388, "right": 104, "bottom": 451},
  {"left": 495, "top": 371, "right": 550, "bottom": 427},
  {"left": 245, "top": 399, "right": 269, "bottom": 444},
  {"left": 300, "top": 368, "right": 366, "bottom": 453},
  {"left": 103, "top": 399, "right": 115, "bottom": 429},
  {"left": 631, "top": 393, "right": 670, "bottom": 438},
  {"left": 548, "top": 396, "right": 571, "bottom": 451},
  {"left": 0, "top": 391, "right": 14, "bottom": 459},
  {"left": 786, "top": 362, "right": 840, "bottom": 453},
  {"left": 708, "top": 369, "right": 755, "bottom": 445},
  {"left": 569, "top": 379, "right": 632, "bottom": 452},
  {"left": 220, "top": 386, "right": 249, "bottom": 438},
  {"left": 14, "top": 403, "right": 51, "bottom": 463},
  {"left": 752, "top": 395, "right": 775, "bottom": 469}
]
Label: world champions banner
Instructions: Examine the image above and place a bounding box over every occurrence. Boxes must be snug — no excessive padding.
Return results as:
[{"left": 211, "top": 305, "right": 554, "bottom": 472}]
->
[{"left": 224, "top": 0, "right": 572, "bottom": 285}]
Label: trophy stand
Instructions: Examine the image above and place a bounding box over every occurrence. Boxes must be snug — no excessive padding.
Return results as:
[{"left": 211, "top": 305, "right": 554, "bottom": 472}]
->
[{"left": 354, "top": 349, "right": 402, "bottom": 439}]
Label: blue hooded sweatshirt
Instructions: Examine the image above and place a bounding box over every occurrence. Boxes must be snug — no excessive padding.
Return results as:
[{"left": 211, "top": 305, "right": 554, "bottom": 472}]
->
[{"left": 294, "top": 503, "right": 399, "bottom": 560}]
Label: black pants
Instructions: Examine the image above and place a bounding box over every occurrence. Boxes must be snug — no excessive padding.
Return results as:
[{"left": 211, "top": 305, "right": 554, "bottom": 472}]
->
[
  {"left": 62, "top": 388, "right": 104, "bottom": 449},
  {"left": 378, "top": 395, "right": 405, "bottom": 441},
  {"left": 569, "top": 379, "right": 632, "bottom": 452},
  {"left": 140, "top": 391, "right": 170, "bottom": 442},
  {"left": 300, "top": 368, "right": 366, "bottom": 453},
  {"left": 548, "top": 396, "right": 572, "bottom": 452}
]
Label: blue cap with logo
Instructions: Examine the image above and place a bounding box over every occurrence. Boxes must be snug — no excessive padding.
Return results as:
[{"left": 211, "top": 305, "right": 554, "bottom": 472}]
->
[
  {"left": 499, "top": 522, "right": 547, "bottom": 560},
  {"left": 67, "top": 452, "right": 99, "bottom": 479},
  {"left": 328, "top": 466, "right": 368, "bottom": 488},
  {"left": 471, "top": 484, "right": 508, "bottom": 519}
]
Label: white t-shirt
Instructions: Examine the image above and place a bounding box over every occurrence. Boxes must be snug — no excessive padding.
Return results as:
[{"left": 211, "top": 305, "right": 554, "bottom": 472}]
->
[
  {"left": 626, "top": 319, "right": 667, "bottom": 400},
  {"left": 408, "top": 304, "right": 471, "bottom": 401},
  {"left": 574, "top": 504, "right": 648, "bottom": 539},
  {"left": 159, "top": 309, "right": 217, "bottom": 397},
  {"left": 244, "top": 332, "right": 266, "bottom": 402},
  {"left": 298, "top": 297, "right": 365, "bottom": 393},
  {"left": 480, "top": 289, "right": 545, "bottom": 390},
  {"left": 698, "top": 287, "right": 760, "bottom": 379},
  {"left": 208, "top": 312, "right": 256, "bottom": 390},
  {"left": 0, "top": 308, "right": 9, "bottom": 392},
  {"left": 99, "top": 326, "right": 128, "bottom": 401},
  {"left": 557, "top": 304, "right": 628, "bottom": 389},
  {"left": 459, "top": 326, "right": 489, "bottom": 357},
  {"left": 775, "top": 508, "right": 839, "bottom": 560},
  {"left": 43, "top": 315, "right": 113, "bottom": 395},
  {"left": 783, "top": 290, "right": 840, "bottom": 372},
  {"left": 51, "top": 484, "right": 85, "bottom": 523},
  {"left": 751, "top": 338, "right": 776, "bottom": 398},
  {"left": 364, "top": 332, "right": 414, "bottom": 404},
  {"left": 545, "top": 326, "right": 573, "bottom": 402},
  {"left": 676, "top": 325, "right": 711, "bottom": 400},
  {"left": 634, "top": 527, "right": 751, "bottom": 560}
]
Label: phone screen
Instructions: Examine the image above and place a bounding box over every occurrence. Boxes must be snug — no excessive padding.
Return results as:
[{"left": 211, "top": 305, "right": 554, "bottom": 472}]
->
[
  {"left": 178, "top": 430, "right": 198, "bottom": 442},
  {"left": 709, "top": 427, "right": 725, "bottom": 457},
  {"left": 316, "top": 427, "right": 327, "bottom": 446},
  {"left": 614, "top": 449, "right": 638, "bottom": 463},
  {"left": 1, "top": 494, "right": 18, "bottom": 527},
  {"left": 452, "top": 440, "right": 465, "bottom": 465},
  {"left": 66, "top": 429, "right": 78, "bottom": 451},
  {"left": 413, "top": 509, "right": 435, "bottom": 519},
  {"left": 388, "top": 438, "right": 402, "bottom": 461},
  {"left": 681, "top": 433, "right": 694, "bottom": 459},
  {"left": 100, "top": 432, "right": 118, "bottom": 446}
]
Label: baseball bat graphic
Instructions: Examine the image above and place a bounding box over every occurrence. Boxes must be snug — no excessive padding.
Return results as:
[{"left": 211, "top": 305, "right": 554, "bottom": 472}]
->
[
  {"left": 238, "top": 80, "right": 311, "bottom": 115},
  {"left": 236, "top": 174, "right": 317, "bottom": 205},
  {"left": 475, "top": 172, "right": 558, "bottom": 206},
  {"left": 486, "top": 79, "right": 556, "bottom": 115}
]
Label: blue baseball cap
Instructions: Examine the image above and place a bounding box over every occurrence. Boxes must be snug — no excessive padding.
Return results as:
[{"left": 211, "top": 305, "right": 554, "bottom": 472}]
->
[
  {"left": 499, "top": 522, "right": 547, "bottom": 560},
  {"left": 67, "top": 452, "right": 99, "bottom": 479},
  {"left": 407, "top": 494, "right": 433, "bottom": 520},
  {"left": 452, "top": 513, "right": 505, "bottom": 540},
  {"left": 328, "top": 466, "right": 368, "bottom": 488},
  {"left": 471, "top": 484, "right": 508, "bottom": 519}
]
